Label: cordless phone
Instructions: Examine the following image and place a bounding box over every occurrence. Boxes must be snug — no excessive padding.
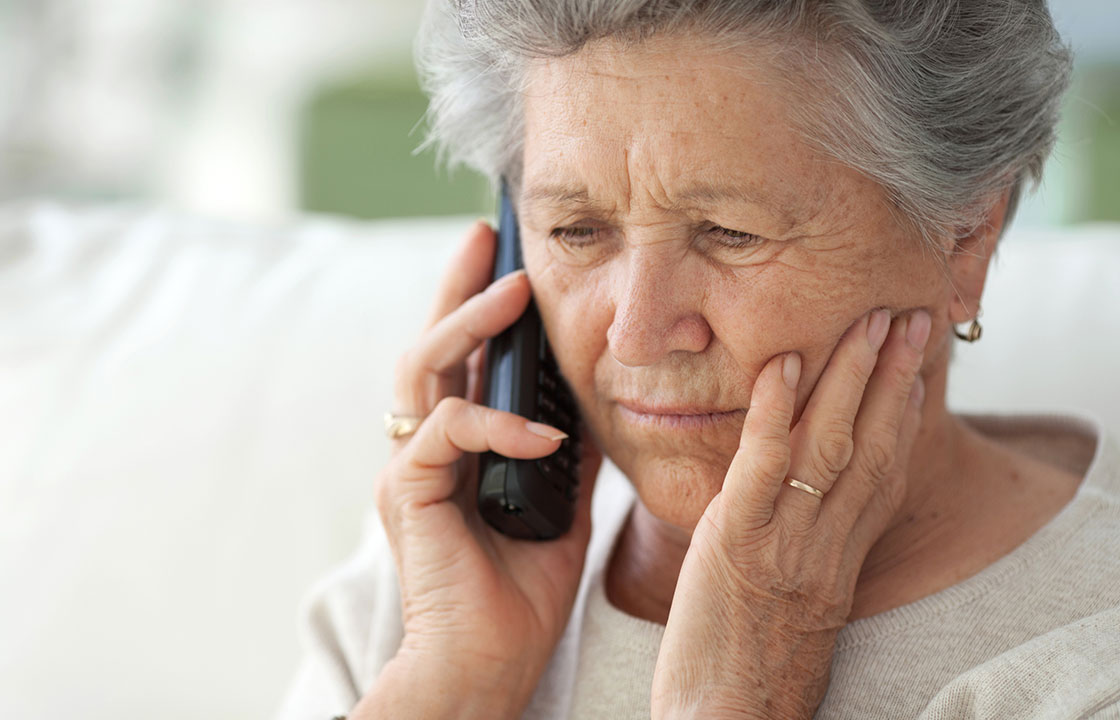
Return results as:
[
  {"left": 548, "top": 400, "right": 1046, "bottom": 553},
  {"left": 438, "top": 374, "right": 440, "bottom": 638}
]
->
[{"left": 477, "top": 183, "right": 583, "bottom": 540}]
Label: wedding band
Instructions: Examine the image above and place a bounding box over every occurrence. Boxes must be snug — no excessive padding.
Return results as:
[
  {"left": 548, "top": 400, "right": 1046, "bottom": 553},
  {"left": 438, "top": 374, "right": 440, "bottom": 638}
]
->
[
  {"left": 384, "top": 412, "right": 424, "bottom": 439},
  {"left": 784, "top": 477, "right": 825, "bottom": 499}
]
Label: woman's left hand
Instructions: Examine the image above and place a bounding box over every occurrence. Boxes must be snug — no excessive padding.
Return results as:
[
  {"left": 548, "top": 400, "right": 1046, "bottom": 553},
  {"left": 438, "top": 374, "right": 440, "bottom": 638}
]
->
[{"left": 650, "top": 309, "right": 930, "bottom": 719}]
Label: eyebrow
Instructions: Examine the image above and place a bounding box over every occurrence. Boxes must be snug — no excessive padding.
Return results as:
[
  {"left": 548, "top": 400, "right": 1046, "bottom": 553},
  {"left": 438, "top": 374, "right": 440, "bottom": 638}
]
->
[
  {"left": 520, "top": 179, "right": 802, "bottom": 227},
  {"left": 521, "top": 183, "right": 597, "bottom": 209}
]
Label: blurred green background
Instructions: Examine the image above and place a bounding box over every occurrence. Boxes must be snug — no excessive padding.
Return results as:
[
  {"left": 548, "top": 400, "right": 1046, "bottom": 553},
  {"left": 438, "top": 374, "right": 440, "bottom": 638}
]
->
[
  {"left": 298, "top": 70, "right": 492, "bottom": 219},
  {"left": 1076, "top": 64, "right": 1120, "bottom": 222},
  {"left": 296, "top": 62, "right": 1120, "bottom": 223},
  {"left": 0, "top": 1, "right": 1115, "bottom": 225}
]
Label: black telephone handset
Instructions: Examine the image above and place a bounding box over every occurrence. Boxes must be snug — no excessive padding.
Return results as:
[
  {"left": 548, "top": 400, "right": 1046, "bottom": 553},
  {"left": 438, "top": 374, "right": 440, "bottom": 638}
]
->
[{"left": 477, "top": 184, "right": 582, "bottom": 540}]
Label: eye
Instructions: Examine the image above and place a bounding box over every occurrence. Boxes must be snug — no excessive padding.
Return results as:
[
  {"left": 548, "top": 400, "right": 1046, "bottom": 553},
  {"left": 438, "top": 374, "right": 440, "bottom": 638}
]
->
[
  {"left": 544, "top": 224, "right": 616, "bottom": 267},
  {"left": 708, "top": 225, "right": 765, "bottom": 248},
  {"left": 549, "top": 226, "right": 600, "bottom": 247}
]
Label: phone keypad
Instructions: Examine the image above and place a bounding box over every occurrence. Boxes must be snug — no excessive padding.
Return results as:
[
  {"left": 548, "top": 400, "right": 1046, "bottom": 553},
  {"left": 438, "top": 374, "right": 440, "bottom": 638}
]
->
[{"left": 536, "top": 352, "right": 581, "bottom": 501}]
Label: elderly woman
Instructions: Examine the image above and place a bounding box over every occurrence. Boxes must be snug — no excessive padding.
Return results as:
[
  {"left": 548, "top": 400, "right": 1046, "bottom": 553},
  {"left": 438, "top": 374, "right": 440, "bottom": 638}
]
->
[{"left": 277, "top": 1, "right": 1120, "bottom": 718}]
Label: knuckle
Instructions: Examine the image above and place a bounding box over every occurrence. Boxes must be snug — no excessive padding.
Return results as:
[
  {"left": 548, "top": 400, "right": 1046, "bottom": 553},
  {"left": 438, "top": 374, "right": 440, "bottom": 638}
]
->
[
  {"left": 396, "top": 498, "right": 428, "bottom": 530},
  {"left": 459, "top": 297, "right": 489, "bottom": 337},
  {"left": 750, "top": 441, "right": 790, "bottom": 480},
  {"left": 859, "top": 434, "right": 897, "bottom": 479},
  {"left": 432, "top": 395, "right": 469, "bottom": 423},
  {"left": 745, "top": 404, "right": 790, "bottom": 442},
  {"left": 846, "top": 358, "right": 873, "bottom": 388},
  {"left": 763, "top": 404, "right": 793, "bottom": 433},
  {"left": 889, "top": 363, "right": 919, "bottom": 396},
  {"left": 810, "top": 423, "right": 855, "bottom": 477}
]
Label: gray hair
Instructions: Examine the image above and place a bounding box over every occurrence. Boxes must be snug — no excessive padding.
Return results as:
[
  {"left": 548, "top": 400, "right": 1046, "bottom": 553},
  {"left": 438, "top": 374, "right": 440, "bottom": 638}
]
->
[{"left": 415, "top": 0, "right": 1072, "bottom": 244}]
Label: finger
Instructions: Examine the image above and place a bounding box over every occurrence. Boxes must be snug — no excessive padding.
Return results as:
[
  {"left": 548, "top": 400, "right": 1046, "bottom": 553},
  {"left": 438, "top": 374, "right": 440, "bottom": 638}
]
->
[
  {"left": 392, "top": 396, "right": 568, "bottom": 508},
  {"left": 395, "top": 270, "right": 531, "bottom": 415},
  {"left": 722, "top": 352, "right": 800, "bottom": 530},
  {"left": 783, "top": 309, "right": 890, "bottom": 517},
  {"left": 847, "top": 373, "right": 925, "bottom": 559},
  {"left": 484, "top": 428, "right": 600, "bottom": 565},
  {"left": 415, "top": 270, "right": 529, "bottom": 374},
  {"left": 464, "top": 345, "right": 486, "bottom": 405},
  {"left": 424, "top": 220, "right": 497, "bottom": 330},
  {"left": 824, "top": 310, "right": 930, "bottom": 526}
]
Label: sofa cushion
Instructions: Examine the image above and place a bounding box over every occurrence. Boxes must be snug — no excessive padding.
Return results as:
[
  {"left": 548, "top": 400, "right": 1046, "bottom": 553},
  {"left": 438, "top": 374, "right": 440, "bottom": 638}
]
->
[{"left": 0, "top": 201, "right": 1117, "bottom": 719}]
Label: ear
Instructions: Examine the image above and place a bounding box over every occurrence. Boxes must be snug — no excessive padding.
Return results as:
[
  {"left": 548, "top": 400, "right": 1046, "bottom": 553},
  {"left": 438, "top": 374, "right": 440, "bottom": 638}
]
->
[{"left": 946, "top": 189, "right": 1011, "bottom": 324}]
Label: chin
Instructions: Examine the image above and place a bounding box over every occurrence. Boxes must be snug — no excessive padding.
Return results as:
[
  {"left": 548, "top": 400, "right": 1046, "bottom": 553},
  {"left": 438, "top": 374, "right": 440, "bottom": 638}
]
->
[{"left": 613, "top": 453, "right": 728, "bottom": 531}]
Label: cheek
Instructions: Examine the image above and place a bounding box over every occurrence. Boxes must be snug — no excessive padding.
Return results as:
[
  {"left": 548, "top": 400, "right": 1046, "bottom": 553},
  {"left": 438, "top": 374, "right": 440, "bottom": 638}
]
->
[
  {"left": 711, "top": 259, "right": 869, "bottom": 370},
  {"left": 527, "top": 239, "right": 900, "bottom": 397},
  {"left": 526, "top": 232, "right": 946, "bottom": 425},
  {"left": 522, "top": 237, "right": 612, "bottom": 393},
  {"left": 713, "top": 244, "right": 945, "bottom": 400}
]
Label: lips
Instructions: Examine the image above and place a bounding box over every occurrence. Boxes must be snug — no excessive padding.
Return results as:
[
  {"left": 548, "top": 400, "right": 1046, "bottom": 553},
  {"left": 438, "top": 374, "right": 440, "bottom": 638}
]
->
[
  {"left": 616, "top": 400, "right": 737, "bottom": 415},
  {"left": 615, "top": 399, "right": 743, "bottom": 430}
]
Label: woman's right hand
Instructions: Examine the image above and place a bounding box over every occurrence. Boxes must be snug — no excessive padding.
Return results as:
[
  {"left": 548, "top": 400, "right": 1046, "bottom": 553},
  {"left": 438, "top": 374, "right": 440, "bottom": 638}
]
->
[{"left": 352, "top": 220, "right": 602, "bottom": 720}]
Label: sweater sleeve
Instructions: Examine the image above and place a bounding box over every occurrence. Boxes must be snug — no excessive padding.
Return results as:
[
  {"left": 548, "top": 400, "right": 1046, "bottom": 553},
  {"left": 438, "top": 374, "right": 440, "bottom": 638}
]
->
[
  {"left": 917, "top": 606, "right": 1120, "bottom": 719},
  {"left": 273, "top": 509, "right": 404, "bottom": 720}
]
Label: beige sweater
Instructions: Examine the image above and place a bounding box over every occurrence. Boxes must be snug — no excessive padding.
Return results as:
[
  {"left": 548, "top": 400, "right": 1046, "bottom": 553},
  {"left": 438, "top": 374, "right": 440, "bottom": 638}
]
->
[{"left": 275, "top": 415, "right": 1120, "bottom": 719}]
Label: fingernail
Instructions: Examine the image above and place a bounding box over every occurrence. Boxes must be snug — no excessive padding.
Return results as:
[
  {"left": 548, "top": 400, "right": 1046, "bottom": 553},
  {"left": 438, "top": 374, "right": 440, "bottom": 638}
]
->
[
  {"left": 910, "top": 374, "right": 926, "bottom": 407},
  {"left": 907, "top": 310, "right": 932, "bottom": 350},
  {"left": 486, "top": 269, "right": 525, "bottom": 294},
  {"left": 867, "top": 309, "right": 890, "bottom": 351},
  {"left": 783, "top": 352, "right": 802, "bottom": 390},
  {"left": 527, "top": 421, "right": 568, "bottom": 441}
]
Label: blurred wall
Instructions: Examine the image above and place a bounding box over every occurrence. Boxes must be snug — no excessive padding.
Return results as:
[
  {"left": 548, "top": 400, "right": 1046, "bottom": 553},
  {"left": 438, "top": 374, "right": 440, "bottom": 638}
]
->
[
  {"left": 0, "top": 0, "right": 453, "bottom": 222},
  {"left": 0, "top": 0, "right": 1116, "bottom": 223}
]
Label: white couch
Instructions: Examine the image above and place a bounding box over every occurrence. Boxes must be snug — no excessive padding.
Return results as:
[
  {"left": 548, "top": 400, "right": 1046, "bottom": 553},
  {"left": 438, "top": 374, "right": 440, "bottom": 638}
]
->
[{"left": 1, "top": 201, "right": 1118, "bottom": 720}]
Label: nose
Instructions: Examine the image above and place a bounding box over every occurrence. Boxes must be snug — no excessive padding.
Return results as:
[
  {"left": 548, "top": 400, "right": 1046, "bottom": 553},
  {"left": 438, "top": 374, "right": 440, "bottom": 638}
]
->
[{"left": 606, "top": 250, "right": 711, "bottom": 367}]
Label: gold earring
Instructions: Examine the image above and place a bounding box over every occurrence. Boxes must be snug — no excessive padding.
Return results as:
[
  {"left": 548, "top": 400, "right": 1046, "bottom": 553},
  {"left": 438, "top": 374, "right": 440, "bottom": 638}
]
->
[
  {"left": 953, "top": 308, "right": 983, "bottom": 343},
  {"left": 953, "top": 319, "right": 982, "bottom": 342}
]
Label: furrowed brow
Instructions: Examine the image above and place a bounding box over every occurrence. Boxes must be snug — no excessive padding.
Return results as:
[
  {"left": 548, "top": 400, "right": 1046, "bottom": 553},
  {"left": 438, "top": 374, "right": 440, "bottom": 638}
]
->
[
  {"left": 668, "top": 181, "right": 801, "bottom": 227},
  {"left": 521, "top": 178, "right": 805, "bottom": 229},
  {"left": 521, "top": 182, "right": 598, "bottom": 209}
]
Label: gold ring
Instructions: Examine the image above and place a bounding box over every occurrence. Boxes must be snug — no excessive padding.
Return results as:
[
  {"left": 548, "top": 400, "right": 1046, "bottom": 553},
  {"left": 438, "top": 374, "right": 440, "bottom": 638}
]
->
[
  {"left": 384, "top": 412, "right": 424, "bottom": 440},
  {"left": 784, "top": 477, "right": 825, "bottom": 499}
]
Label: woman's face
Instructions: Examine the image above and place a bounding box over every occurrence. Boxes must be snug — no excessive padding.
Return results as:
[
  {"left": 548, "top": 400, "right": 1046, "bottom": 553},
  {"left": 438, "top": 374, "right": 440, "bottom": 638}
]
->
[{"left": 517, "top": 34, "right": 951, "bottom": 530}]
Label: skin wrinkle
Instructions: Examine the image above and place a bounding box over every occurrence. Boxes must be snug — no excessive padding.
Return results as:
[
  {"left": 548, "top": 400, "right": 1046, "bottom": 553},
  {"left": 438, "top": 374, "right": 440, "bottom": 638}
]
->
[
  {"left": 524, "top": 35, "right": 911, "bottom": 520},
  {"left": 513, "top": 32, "right": 1081, "bottom": 634},
  {"left": 521, "top": 43, "right": 827, "bottom": 237}
]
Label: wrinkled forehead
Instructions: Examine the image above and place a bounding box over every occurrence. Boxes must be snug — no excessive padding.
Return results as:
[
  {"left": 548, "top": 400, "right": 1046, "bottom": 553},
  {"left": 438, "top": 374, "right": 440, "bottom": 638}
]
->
[{"left": 518, "top": 35, "right": 837, "bottom": 228}]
